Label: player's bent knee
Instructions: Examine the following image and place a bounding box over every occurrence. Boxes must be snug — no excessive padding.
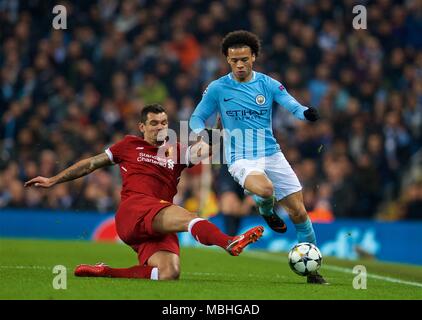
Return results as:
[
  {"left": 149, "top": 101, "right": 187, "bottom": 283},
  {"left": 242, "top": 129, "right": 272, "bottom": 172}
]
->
[
  {"left": 258, "top": 185, "right": 274, "bottom": 198},
  {"left": 158, "top": 265, "right": 180, "bottom": 280}
]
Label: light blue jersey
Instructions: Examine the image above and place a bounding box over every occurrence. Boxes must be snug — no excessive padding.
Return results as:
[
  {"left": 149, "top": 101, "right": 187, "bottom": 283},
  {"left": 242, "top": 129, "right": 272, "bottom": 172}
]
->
[{"left": 189, "top": 71, "right": 308, "bottom": 164}]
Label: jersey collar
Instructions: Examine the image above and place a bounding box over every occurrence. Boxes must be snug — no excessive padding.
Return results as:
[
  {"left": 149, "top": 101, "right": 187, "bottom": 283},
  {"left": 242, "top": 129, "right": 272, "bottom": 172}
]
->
[{"left": 229, "top": 71, "right": 256, "bottom": 83}]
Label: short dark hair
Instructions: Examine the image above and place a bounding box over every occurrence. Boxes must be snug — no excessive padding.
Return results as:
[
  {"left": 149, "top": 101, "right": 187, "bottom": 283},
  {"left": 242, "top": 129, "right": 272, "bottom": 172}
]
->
[
  {"left": 221, "top": 30, "right": 261, "bottom": 57},
  {"left": 140, "top": 103, "right": 166, "bottom": 123}
]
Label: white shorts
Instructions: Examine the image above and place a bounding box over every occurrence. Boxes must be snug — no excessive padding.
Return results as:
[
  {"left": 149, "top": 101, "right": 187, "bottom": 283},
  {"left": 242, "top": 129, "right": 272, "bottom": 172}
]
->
[{"left": 228, "top": 152, "right": 302, "bottom": 201}]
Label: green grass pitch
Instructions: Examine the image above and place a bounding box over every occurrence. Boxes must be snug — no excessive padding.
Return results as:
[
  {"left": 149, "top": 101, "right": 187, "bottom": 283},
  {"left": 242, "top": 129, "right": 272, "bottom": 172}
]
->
[{"left": 1, "top": 238, "right": 421, "bottom": 300}]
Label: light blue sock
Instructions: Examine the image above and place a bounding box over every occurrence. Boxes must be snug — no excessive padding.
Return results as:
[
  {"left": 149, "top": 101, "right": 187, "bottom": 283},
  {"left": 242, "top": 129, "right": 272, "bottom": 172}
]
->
[
  {"left": 252, "top": 195, "right": 275, "bottom": 217},
  {"left": 294, "top": 218, "right": 316, "bottom": 245}
]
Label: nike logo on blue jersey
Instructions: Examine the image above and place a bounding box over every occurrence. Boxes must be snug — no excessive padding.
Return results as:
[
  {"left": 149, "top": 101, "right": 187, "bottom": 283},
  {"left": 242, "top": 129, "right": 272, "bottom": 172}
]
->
[{"left": 224, "top": 98, "right": 234, "bottom": 102}]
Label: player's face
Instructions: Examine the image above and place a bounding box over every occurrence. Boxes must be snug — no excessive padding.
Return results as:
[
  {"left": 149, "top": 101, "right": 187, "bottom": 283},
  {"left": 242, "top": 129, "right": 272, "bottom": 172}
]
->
[
  {"left": 226, "top": 47, "right": 256, "bottom": 82},
  {"left": 139, "top": 112, "right": 168, "bottom": 145}
]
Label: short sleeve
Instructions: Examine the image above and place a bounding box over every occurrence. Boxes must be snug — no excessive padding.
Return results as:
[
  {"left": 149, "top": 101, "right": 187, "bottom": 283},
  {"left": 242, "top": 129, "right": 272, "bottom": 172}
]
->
[{"left": 106, "top": 138, "right": 128, "bottom": 164}]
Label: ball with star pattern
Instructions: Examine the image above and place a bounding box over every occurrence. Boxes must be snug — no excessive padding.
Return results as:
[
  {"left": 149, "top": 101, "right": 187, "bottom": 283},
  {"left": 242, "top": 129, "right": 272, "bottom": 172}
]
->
[{"left": 288, "top": 242, "right": 322, "bottom": 276}]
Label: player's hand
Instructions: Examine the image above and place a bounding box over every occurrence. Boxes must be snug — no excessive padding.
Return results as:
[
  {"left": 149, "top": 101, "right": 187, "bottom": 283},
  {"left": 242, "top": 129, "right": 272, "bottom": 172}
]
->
[
  {"left": 304, "top": 107, "right": 320, "bottom": 122},
  {"left": 215, "top": 115, "right": 222, "bottom": 130},
  {"left": 24, "top": 176, "right": 55, "bottom": 188},
  {"left": 198, "top": 128, "right": 215, "bottom": 146}
]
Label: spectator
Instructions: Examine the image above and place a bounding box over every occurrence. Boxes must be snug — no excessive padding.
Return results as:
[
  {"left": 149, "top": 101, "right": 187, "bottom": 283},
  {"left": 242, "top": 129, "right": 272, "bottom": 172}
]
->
[
  {"left": 402, "top": 181, "right": 422, "bottom": 220},
  {"left": 0, "top": 1, "right": 420, "bottom": 219}
]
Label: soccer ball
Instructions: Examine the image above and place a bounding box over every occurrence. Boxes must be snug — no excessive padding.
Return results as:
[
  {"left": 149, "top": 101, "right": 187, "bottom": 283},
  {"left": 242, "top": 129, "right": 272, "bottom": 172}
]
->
[{"left": 288, "top": 242, "right": 322, "bottom": 276}]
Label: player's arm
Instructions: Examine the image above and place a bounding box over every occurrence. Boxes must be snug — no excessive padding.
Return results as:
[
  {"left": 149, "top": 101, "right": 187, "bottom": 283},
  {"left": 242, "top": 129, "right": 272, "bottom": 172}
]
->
[
  {"left": 189, "top": 83, "right": 219, "bottom": 134},
  {"left": 187, "top": 113, "right": 223, "bottom": 166},
  {"left": 271, "top": 79, "right": 320, "bottom": 122},
  {"left": 24, "top": 152, "right": 113, "bottom": 188}
]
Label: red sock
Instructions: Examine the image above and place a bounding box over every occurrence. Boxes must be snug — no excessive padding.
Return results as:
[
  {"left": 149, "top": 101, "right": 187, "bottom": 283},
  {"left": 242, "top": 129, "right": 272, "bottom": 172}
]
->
[
  {"left": 189, "top": 218, "right": 233, "bottom": 249},
  {"left": 104, "top": 265, "right": 157, "bottom": 279}
]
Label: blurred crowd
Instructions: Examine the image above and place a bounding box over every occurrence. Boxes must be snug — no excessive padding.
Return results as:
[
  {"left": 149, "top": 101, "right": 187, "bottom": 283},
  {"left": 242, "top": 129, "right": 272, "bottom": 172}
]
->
[{"left": 1, "top": 0, "right": 421, "bottom": 220}]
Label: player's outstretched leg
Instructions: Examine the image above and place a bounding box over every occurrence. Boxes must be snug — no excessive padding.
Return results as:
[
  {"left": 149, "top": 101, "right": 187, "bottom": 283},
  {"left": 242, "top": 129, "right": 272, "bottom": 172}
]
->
[
  {"left": 188, "top": 218, "right": 264, "bottom": 256},
  {"left": 153, "top": 205, "right": 264, "bottom": 256},
  {"left": 74, "top": 263, "right": 158, "bottom": 280}
]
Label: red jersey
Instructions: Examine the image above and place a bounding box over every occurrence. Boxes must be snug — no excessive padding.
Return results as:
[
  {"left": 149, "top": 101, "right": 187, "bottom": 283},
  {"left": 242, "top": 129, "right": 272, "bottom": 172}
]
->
[{"left": 105, "top": 135, "right": 189, "bottom": 202}]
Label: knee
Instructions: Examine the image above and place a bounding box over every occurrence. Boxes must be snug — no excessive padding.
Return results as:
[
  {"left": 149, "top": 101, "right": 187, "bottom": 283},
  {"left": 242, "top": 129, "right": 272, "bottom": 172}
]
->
[
  {"left": 287, "top": 206, "right": 308, "bottom": 222},
  {"left": 257, "top": 184, "right": 274, "bottom": 198},
  {"left": 184, "top": 212, "right": 201, "bottom": 231},
  {"left": 158, "top": 263, "right": 180, "bottom": 280}
]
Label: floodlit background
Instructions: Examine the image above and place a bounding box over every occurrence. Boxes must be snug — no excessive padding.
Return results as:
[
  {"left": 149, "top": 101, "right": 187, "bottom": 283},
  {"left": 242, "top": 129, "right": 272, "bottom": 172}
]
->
[{"left": 1, "top": 0, "right": 421, "bottom": 265}]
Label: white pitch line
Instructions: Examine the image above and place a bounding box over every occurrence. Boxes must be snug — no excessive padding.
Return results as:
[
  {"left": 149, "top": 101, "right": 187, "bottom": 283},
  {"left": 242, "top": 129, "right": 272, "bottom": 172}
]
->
[
  {"left": 323, "top": 265, "right": 422, "bottom": 288},
  {"left": 184, "top": 271, "right": 287, "bottom": 280},
  {"left": 0, "top": 265, "right": 50, "bottom": 270},
  {"left": 2, "top": 255, "right": 422, "bottom": 289},
  {"left": 244, "top": 251, "right": 422, "bottom": 288}
]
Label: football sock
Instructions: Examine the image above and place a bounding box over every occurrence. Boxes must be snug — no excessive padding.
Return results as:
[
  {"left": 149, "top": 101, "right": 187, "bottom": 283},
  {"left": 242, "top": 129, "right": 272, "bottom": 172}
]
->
[
  {"left": 294, "top": 217, "right": 316, "bottom": 245},
  {"left": 252, "top": 194, "right": 275, "bottom": 217},
  {"left": 104, "top": 265, "right": 158, "bottom": 280},
  {"left": 188, "top": 218, "right": 233, "bottom": 248}
]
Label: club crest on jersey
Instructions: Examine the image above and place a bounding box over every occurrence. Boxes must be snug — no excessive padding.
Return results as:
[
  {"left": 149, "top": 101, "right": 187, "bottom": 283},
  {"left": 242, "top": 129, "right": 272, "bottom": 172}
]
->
[
  {"left": 165, "top": 146, "right": 173, "bottom": 158},
  {"left": 167, "top": 159, "right": 175, "bottom": 170},
  {"left": 255, "top": 94, "right": 266, "bottom": 105}
]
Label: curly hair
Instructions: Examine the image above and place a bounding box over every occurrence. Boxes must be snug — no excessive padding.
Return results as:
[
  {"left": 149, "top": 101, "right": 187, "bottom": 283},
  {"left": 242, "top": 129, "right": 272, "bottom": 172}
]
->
[{"left": 221, "top": 30, "right": 261, "bottom": 57}]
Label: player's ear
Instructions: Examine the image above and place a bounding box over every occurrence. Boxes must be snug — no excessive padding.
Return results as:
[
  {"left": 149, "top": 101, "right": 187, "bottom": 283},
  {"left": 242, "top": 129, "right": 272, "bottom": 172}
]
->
[
  {"left": 138, "top": 122, "right": 145, "bottom": 133},
  {"left": 252, "top": 54, "right": 256, "bottom": 62}
]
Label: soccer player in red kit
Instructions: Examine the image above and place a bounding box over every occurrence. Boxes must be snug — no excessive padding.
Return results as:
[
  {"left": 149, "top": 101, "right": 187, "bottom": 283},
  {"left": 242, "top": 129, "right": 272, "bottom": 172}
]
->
[{"left": 24, "top": 104, "right": 264, "bottom": 280}]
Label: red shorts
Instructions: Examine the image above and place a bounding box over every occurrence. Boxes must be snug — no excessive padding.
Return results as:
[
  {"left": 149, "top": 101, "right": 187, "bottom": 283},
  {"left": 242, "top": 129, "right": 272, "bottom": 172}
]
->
[{"left": 115, "top": 194, "right": 179, "bottom": 266}]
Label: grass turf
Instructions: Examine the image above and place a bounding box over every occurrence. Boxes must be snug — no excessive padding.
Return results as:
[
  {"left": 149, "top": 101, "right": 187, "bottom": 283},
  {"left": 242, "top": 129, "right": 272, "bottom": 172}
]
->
[{"left": 0, "top": 238, "right": 421, "bottom": 300}]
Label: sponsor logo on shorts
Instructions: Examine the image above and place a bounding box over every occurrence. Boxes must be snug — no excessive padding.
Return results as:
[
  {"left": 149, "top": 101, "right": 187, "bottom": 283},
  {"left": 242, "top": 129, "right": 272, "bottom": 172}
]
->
[{"left": 239, "top": 168, "right": 246, "bottom": 179}]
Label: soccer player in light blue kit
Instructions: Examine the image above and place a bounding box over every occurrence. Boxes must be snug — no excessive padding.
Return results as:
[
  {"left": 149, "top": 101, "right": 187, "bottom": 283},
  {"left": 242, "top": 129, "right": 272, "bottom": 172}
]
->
[{"left": 190, "top": 31, "right": 327, "bottom": 284}]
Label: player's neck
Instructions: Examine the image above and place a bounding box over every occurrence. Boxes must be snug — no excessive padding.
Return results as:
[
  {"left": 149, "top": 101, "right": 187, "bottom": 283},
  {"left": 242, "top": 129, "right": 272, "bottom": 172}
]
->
[
  {"left": 232, "top": 71, "right": 254, "bottom": 83},
  {"left": 144, "top": 137, "right": 166, "bottom": 147}
]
